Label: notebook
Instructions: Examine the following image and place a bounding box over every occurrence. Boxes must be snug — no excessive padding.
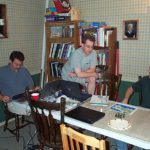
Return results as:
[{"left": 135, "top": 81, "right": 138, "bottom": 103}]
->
[{"left": 65, "top": 106, "right": 105, "bottom": 124}]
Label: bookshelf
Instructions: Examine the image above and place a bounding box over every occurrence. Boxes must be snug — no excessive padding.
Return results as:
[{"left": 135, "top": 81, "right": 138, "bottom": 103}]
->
[
  {"left": 45, "top": 20, "right": 79, "bottom": 81},
  {"left": 0, "top": 4, "right": 7, "bottom": 38}
]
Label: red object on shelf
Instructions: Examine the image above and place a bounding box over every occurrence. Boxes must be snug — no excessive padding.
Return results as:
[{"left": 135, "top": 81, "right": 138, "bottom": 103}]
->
[{"left": 53, "top": 0, "right": 71, "bottom": 13}]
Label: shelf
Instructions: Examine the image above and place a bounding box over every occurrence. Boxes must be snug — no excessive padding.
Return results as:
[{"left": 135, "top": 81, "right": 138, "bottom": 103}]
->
[
  {"left": 46, "top": 20, "right": 79, "bottom": 26},
  {"left": 48, "top": 58, "right": 67, "bottom": 63},
  {"left": 48, "top": 37, "right": 75, "bottom": 43}
]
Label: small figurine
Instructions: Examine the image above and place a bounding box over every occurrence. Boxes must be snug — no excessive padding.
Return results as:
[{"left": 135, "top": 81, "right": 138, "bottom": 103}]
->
[{"left": 69, "top": 7, "right": 80, "bottom": 21}]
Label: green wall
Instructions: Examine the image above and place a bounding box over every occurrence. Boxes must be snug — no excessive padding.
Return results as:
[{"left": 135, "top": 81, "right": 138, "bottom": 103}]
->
[{"left": 0, "top": 73, "right": 40, "bottom": 123}]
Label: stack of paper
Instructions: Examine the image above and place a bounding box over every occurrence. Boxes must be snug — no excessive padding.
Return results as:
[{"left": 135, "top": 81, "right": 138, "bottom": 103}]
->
[{"left": 90, "top": 95, "right": 109, "bottom": 106}]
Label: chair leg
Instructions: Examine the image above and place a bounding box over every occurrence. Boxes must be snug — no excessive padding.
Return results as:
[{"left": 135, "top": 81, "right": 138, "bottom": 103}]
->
[
  {"left": 128, "top": 144, "right": 134, "bottom": 150},
  {"left": 15, "top": 116, "right": 20, "bottom": 142},
  {"left": 21, "top": 116, "right": 25, "bottom": 124},
  {"left": 3, "top": 116, "right": 9, "bottom": 131},
  {"left": 39, "top": 143, "right": 44, "bottom": 150}
]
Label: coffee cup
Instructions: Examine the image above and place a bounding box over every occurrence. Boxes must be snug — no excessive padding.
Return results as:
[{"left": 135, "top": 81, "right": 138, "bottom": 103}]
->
[{"left": 31, "top": 93, "right": 39, "bottom": 101}]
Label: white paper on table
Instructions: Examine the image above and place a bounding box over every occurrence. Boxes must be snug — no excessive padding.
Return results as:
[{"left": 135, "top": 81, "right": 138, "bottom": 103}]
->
[{"left": 90, "top": 95, "right": 109, "bottom": 106}]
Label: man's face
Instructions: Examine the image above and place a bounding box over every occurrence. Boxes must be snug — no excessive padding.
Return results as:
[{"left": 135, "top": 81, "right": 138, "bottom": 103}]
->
[
  {"left": 10, "top": 59, "right": 23, "bottom": 71},
  {"left": 128, "top": 24, "right": 133, "bottom": 32},
  {"left": 82, "top": 39, "right": 94, "bottom": 55}
]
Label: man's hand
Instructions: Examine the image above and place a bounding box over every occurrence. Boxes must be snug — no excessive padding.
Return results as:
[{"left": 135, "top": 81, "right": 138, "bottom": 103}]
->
[
  {"left": 68, "top": 72, "right": 76, "bottom": 77},
  {"left": 1, "top": 95, "right": 10, "bottom": 103},
  {"left": 122, "top": 98, "right": 129, "bottom": 104},
  {"left": 33, "top": 86, "right": 41, "bottom": 91}
]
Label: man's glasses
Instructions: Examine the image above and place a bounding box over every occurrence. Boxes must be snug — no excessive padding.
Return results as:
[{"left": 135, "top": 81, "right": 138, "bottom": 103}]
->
[{"left": 84, "top": 44, "right": 94, "bottom": 49}]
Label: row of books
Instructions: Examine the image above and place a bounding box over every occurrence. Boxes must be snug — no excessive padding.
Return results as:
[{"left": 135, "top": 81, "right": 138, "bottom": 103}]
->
[
  {"left": 50, "top": 61, "right": 64, "bottom": 78},
  {"left": 98, "top": 50, "right": 109, "bottom": 65},
  {"left": 78, "top": 21, "right": 107, "bottom": 29},
  {"left": 79, "top": 27, "right": 113, "bottom": 47},
  {"left": 45, "top": 7, "right": 70, "bottom": 21},
  {"left": 50, "top": 25, "right": 74, "bottom": 38},
  {"left": 49, "top": 43, "right": 75, "bottom": 59},
  {"left": 45, "top": 15, "right": 70, "bottom": 22}
]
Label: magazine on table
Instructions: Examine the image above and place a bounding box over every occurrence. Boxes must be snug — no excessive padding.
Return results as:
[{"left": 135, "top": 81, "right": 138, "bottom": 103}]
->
[{"left": 110, "top": 103, "right": 137, "bottom": 115}]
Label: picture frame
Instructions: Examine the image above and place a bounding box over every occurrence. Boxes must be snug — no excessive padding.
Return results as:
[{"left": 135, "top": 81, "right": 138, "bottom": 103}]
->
[{"left": 123, "top": 20, "right": 139, "bottom": 40}]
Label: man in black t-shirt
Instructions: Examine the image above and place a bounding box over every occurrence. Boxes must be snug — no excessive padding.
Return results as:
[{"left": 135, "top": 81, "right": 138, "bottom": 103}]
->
[{"left": 123, "top": 67, "right": 150, "bottom": 108}]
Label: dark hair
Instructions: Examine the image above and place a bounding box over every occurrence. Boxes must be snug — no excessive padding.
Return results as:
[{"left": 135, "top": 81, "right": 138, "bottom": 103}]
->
[
  {"left": 82, "top": 34, "right": 95, "bottom": 44},
  {"left": 9, "top": 51, "right": 25, "bottom": 62}
]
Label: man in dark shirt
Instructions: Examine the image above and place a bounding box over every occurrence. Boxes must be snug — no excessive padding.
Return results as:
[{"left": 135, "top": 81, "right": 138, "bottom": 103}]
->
[
  {"left": 0, "top": 51, "right": 40, "bottom": 115},
  {"left": 123, "top": 67, "right": 150, "bottom": 108}
]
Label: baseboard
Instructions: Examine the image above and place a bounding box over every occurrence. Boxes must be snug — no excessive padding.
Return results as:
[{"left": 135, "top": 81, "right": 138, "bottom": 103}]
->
[{"left": 0, "top": 118, "right": 15, "bottom": 127}]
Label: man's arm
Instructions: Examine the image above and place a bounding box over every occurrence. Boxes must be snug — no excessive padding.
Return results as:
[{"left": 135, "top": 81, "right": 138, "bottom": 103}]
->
[
  {"left": 68, "top": 68, "right": 96, "bottom": 77},
  {"left": 122, "top": 86, "right": 134, "bottom": 104},
  {"left": 75, "top": 67, "right": 97, "bottom": 78}
]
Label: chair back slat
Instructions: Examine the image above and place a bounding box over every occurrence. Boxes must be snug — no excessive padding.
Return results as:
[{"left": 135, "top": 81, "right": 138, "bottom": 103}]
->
[{"left": 138, "top": 76, "right": 143, "bottom": 106}]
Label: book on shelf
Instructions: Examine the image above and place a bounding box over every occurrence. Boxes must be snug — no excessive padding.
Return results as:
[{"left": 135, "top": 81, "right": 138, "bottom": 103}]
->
[
  {"left": 98, "top": 49, "right": 109, "bottom": 66},
  {"left": 50, "top": 61, "right": 64, "bottom": 78},
  {"left": 50, "top": 25, "right": 74, "bottom": 38},
  {"left": 49, "top": 43, "right": 75, "bottom": 59},
  {"left": 50, "top": 26, "right": 63, "bottom": 37},
  {"left": 45, "top": 15, "right": 70, "bottom": 21},
  {"left": 106, "top": 30, "right": 113, "bottom": 47}
]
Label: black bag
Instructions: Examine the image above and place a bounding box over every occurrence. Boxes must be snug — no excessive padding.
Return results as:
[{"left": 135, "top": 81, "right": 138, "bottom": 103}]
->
[{"left": 60, "top": 80, "right": 91, "bottom": 102}]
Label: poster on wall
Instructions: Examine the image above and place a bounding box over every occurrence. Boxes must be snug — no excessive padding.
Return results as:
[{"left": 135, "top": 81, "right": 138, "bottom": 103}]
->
[{"left": 123, "top": 20, "right": 139, "bottom": 40}]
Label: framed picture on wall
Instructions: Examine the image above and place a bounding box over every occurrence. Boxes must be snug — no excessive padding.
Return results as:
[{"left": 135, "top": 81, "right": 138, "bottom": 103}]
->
[{"left": 123, "top": 20, "right": 139, "bottom": 40}]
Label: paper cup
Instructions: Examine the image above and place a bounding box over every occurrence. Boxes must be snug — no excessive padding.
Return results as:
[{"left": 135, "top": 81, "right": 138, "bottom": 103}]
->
[{"left": 31, "top": 93, "right": 39, "bottom": 101}]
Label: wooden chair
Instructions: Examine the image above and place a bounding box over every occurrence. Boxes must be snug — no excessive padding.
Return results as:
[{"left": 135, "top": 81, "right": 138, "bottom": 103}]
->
[
  {"left": 60, "top": 124, "right": 106, "bottom": 150},
  {"left": 96, "top": 73, "right": 122, "bottom": 101},
  {"left": 29, "top": 98, "right": 65, "bottom": 150},
  {"left": 2, "top": 102, "right": 32, "bottom": 142}
]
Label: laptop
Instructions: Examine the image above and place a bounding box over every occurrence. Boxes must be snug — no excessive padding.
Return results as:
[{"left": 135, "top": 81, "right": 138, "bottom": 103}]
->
[
  {"left": 65, "top": 106, "right": 105, "bottom": 124},
  {"left": 12, "top": 93, "right": 25, "bottom": 100},
  {"left": 11, "top": 93, "right": 28, "bottom": 103}
]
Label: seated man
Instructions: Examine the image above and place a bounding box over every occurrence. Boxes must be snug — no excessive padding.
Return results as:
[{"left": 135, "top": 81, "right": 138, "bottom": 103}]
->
[
  {"left": 116, "top": 67, "right": 150, "bottom": 150},
  {"left": 122, "top": 66, "right": 150, "bottom": 108},
  {"left": 0, "top": 51, "right": 40, "bottom": 115},
  {"left": 61, "top": 35, "right": 98, "bottom": 95}
]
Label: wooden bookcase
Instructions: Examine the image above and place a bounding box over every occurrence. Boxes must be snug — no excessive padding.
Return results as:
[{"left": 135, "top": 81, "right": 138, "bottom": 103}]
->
[
  {"left": 0, "top": 4, "right": 7, "bottom": 38},
  {"left": 45, "top": 21, "right": 79, "bottom": 81},
  {"left": 101, "top": 27, "right": 117, "bottom": 75}
]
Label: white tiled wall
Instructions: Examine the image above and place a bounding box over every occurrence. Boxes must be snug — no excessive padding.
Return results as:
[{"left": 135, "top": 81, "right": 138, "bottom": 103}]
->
[
  {"left": 0, "top": 0, "right": 45, "bottom": 74},
  {"left": 50, "top": 0, "right": 150, "bottom": 81}
]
